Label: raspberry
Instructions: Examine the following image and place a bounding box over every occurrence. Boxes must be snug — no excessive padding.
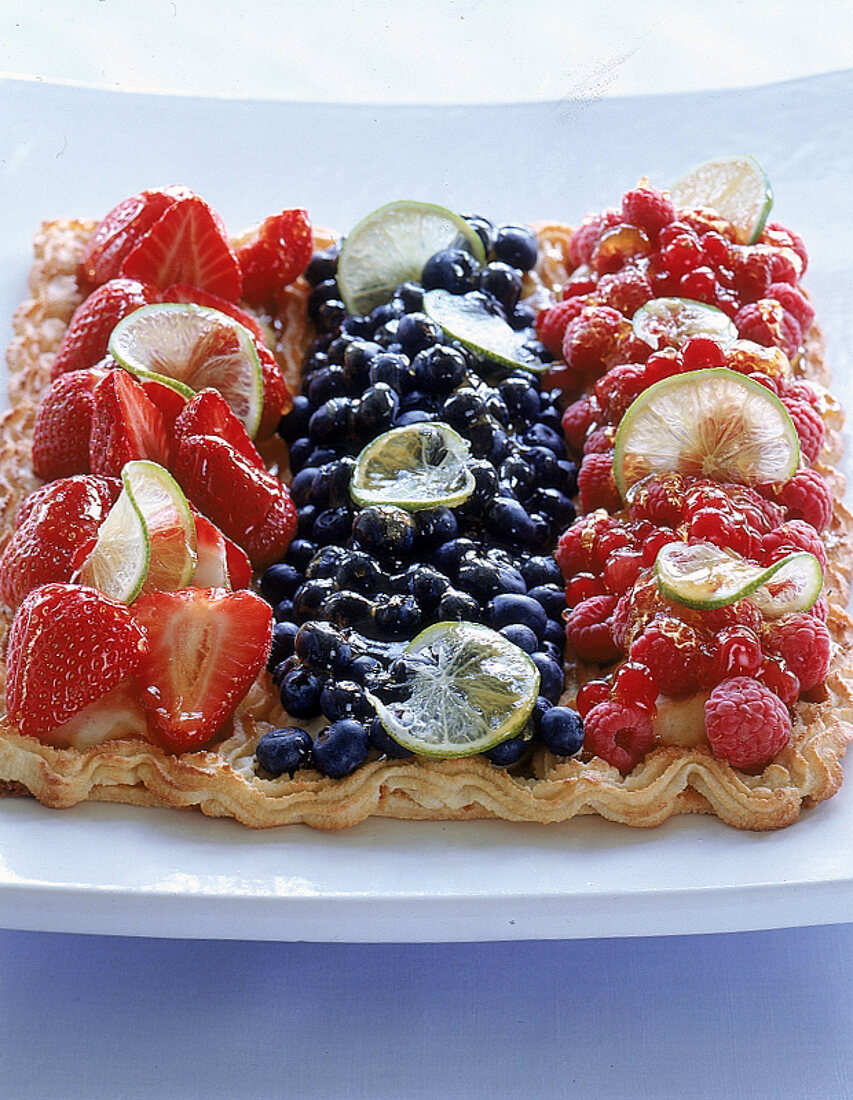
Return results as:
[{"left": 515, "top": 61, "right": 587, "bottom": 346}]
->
[
  {"left": 767, "top": 250, "right": 800, "bottom": 285},
  {"left": 642, "top": 348, "right": 681, "bottom": 385},
  {"left": 767, "top": 282, "right": 815, "bottom": 334},
  {"left": 537, "top": 297, "right": 588, "bottom": 357},
  {"left": 583, "top": 425, "right": 615, "bottom": 455},
  {"left": 609, "top": 593, "right": 633, "bottom": 649},
  {"left": 594, "top": 362, "right": 648, "bottom": 422},
  {"left": 734, "top": 299, "right": 802, "bottom": 358},
  {"left": 702, "top": 597, "right": 763, "bottom": 637},
  {"left": 639, "top": 527, "right": 679, "bottom": 566},
  {"left": 711, "top": 626, "right": 763, "bottom": 681},
  {"left": 729, "top": 247, "right": 772, "bottom": 302},
  {"left": 565, "top": 571, "right": 607, "bottom": 607},
  {"left": 561, "top": 396, "right": 597, "bottom": 453},
  {"left": 562, "top": 272, "right": 597, "bottom": 298},
  {"left": 595, "top": 266, "right": 654, "bottom": 316},
  {"left": 576, "top": 678, "right": 610, "bottom": 717},
  {"left": 755, "top": 655, "right": 800, "bottom": 707},
  {"left": 569, "top": 209, "right": 622, "bottom": 268},
  {"left": 659, "top": 229, "right": 705, "bottom": 279},
  {"left": 760, "top": 221, "right": 808, "bottom": 276},
  {"left": 611, "top": 659, "right": 659, "bottom": 709},
  {"left": 760, "top": 519, "right": 828, "bottom": 571},
  {"left": 679, "top": 335, "right": 727, "bottom": 372},
  {"left": 678, "top": 266, "right": 718, "bottom": 303},
  {"left": 577, "top": 452, "right": 621, "bottom": 514},
  {"left": 602, "top": 547, "right": 644, "bottom": 595},
  {"left": 555, "top": 512, "right": 606, "bottom": 577},
  {"left": 781, "top": 398, "right": 825, "bottom": 463},
  {"left": 621, "top": 184, "right": 676, "bottom": 239},
  {"left": 564, "top": 594, "right": 620, "bottom": 664},
  {"left": 763, "top": 613, "right": 831, "bottom": 691},
  {"left": 809, "top": 594, "right": 829, "bottom": 622},
  {"left": 627, "top": 472, "right": 686, "bottom": 528},
  {"left": 705, "top": 677, "right": 792, "bottom": 770},
  {"left": 583, "top": 699, "right": 657, "bottom": 773},
  {"left": 628, "top": 616, "right": 708, "bottom": 696},
  {"left": 561, "top": 305, "right": 630, "bottom": 377},
  {"left": 774, "top": 468, "right": 834, "bottom": 532}
]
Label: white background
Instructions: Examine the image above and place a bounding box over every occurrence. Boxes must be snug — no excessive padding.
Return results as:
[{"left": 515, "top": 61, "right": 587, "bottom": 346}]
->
[{"left": 2, "top": 3, "right": 853, "bottom": 1098}]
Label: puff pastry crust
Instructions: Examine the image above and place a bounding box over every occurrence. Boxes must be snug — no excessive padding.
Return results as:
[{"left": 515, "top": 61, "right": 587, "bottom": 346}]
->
[{"left": 0, "top": 217, "right": 850, "bottom": 831}]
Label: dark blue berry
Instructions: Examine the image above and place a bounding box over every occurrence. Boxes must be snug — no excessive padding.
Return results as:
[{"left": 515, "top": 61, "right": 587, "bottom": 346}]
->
[
  {"left": 527, "top": 487, "right": 576, "bottom": 528},
  {"left": 343, "top": 339, "right": 383, "bottom": 388},
  {"left": 396, "top": 281, "right": 425, "bottom": 312},
  {"left": 369, "top": 351, "right": 414, "bottom": 392},
  {"left": 416, "top": 507, "right": 458, "bottom": 547},
  {"left": 412, "top": 344, "right": 468, "bottom": 393},
  {"left": 306, "top": 279, "right": 340, "bottom": 324},
  {"left": 478, "top": 261, "right": 522, "bottom": 312},
  {"left": 531, "top": 653, "right": 564, "bottom": 703},
  {"left": 297, "top": 505, "right": 318, "bottom": 537},
  {"left": 273, "top": 597, "right": 295, "bottom": 622},
  {"left": 461, "top": 214, "right": 494, "bottom": 254},
  {"left": 523, "top": 422, "right": 566, "bottom": 457},
  {"left": 323, "top": 590, "right": 374, "bottom": 630},
  {"left": 308, "top": 397, "right": 355, "bottom": 442},
  {"left": 305, "top": 544, "right": 349, "bottom": 579},
  {"left": 353, "top": 506, "right": 417, "bottom": 556},
  {"left": 320, "top": 680, "right": 372, "bottom": 722},
  {"left": 268, "top": 620, "right": 300, "bottom": 670},
  {"left": 335, "top": 551, "right": 386, "bottom": 596},
  {"left": 294, "top": 621, "right": 352, "bottom": 672},
  {"left": 255, "top": 727, "right": 314, "bottom": 777},
  {"left": 489, "top": 592, "right": 547, "bottom": 638},
  {"left": 345, "top": 654, "right": 383, "bottom": 685},
  {"left": 467, "top": 417, "right": 510, "bottom": 465},
  {"left": 404, "top": 564, "right": 451, "bottom": 608},
  {"left": 398, "top": 388, "right": 441, "bottom": 415},
  {"left": 508, "top": 302, "right": 538, "bottom": 331},
  {"left": 287, "top": 436, "right": 315, "bottom": 474},
  {"left": 260, "top": 562, "right": 303, "bottom": 605},
  {"left": 394, "top": 409, "right": 435, "bottom": 427},
  {"left": 292, "top": 576, "right": 335, "bottom": 620},
  {"left": 308, "top": 364, "right": 349, "bottom": 405},
  {"left": 369, "top": 715, "right": 413, "bottom": 759},
  {"left": 290, "top": 466, "right": 320, "bottom": 509},
  {"left": 456, "top": 557, "right": 526, "bottom": 602},
  {"left": 312, "top": 507, "right": 354, "bottom": 546},
  {"left": 430, "top": 536, "right": 477, "bottom": 575},
  {"left": 436, "top": 587, "right": 481, "bottom": 621},
  {"left": 520, "top": 555, "right": 563, "bottom": 589},
  {"left": 279, "top": 667, "right": 324, "bottom": 718},
  {"left": 499, "top": 454, "right": 536, "bottom": 499},
  {"left": 303, "top": 248, "right": 339, "bottom": 286},
  {"left": 526, "top": 584, "right": 566, "bottom": 620},
  {"left": 483, "top": 496, "right": 539, "bottom": 548},
  {"left": 492, "top": 224, "right": 538, "bottom": 271},
  {"left": 372, "top": 595, "right": 422, "bottom": 638},
  {"left": 422, "top": 248, "right": 480, "bottom": 294},
  {"left": 498, "top": 623, "right": 538, "bottom": 653},
  {"left": 542, "top": 618, "right": 565, "bottom": 649},
  {"left": 286, "top": 538, "right": 318, "bottom": 572},
  {"left": 539, "top": 707, "right": 584, "bottom": 756},
  {"left": 278, "top": 394, "right": 312, "bottom": 442},
  {"left": 312, "top": 720, "right": 371, "bottom": 779},
  {"left": 355, "top": 383, "right": 399, "bottom": 435},
  {"left": 442, "top": 388, "right": 487, "bottom": 430},
  {"left": 484, "top": 736, "right": 530, "bottom": 767},
  {"left": 396, "top": 312, "right": 443, "bottom": 355},
  {"left": 316, "top": 298, "right": 347, "bottom": 333}
]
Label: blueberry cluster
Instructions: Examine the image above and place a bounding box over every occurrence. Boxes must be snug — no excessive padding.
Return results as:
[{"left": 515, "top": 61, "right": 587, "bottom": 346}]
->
[{"left": 255, "top": 215, "right": 584, "bottom": 780}]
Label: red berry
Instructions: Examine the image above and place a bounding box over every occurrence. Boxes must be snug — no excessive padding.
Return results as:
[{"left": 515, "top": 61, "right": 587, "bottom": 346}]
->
[
  {"left": 767, "top": 282, "right": 815, "bottom": 334},
  {"left": 564, "top": 594, "right": 620, "bottom": 664},
  {"left": 603, "top": 547, "right": 644, "bottom": 594},
  {"left": 561, "top": 305, "right": 629, "bottom": 377},
  {"left": 763, "top": 613, "right": 831, "bottom": 692},
  {"left": 640, "top": 527, "right": 679, "bottom": 566},
  {"left": 594, "top": 362, "right": 648, "bottom": 422},
  {"left": 51, "top": 278, "right": 160, "bottom": 380},
  {"left": 781, "top": 397, "right": 825, "bottom": 463},
  {"left": 236, "top": 208, "right": 313, "bottom": 310},
  {"left": 621, "top": 185, "right": 675, "bottom": 239},
  {"left": 679, "top": 335, "right": 726, "bottom": 372},
  {"left": 712, "top": 626, "right": 763, "bottom": 681},
  {"left": 755, "top": 655, "right": 800, "bottom": 707},
  {"left": 537, "top": 297, "right": 588, "bottom": 357},
  {"left": 576, "top": 679, "right": 610, "bottom": 717},
  {"left": 628, "top": 472, "right": 686, "bottom": 528},
  {"left": 591, "top": 224, "right": 651, "bottom": 275},
  {"left": 678, "top": 266, "right": 718, "bottom": 302},
  {"left": 774, "top": 469, "right": 834, "bottom": 532},
  {"left": 595, "top": 266, "right": 654, "bottom": 316},
  {"left": 705, "top": 677, "right": 791, "bottom": 770},
  {"left": 31, "top": 366, "right": 109, "bottom": 481},
  {"left": 569, "top": 209, "right": 622, "bottom": 268},
  {"left": 577, "top": 452, "right": 621, "bottom": 514},
  {"left": 729, "top": 247, "right": 773, "bottom": 302},
  {"left": 702, "top": 597, "right": 763, "bottom": 637},
  {"left": 628, "top": 616, "right": 707, "bottom": 697},
  {"left": 565, "top": 572, "right": 607, "bottom": 606},
  {"left": 734, "top": 299, "right": 802, "bottom": 358},
  {"left": 561, "top": 396, "right": 597, "bottom": 453},
  {"left": 583, "top": 698, "right": 657, "bottom": 773},
  {"left": 611, "top": 660, "right": 659, "bottom": 709},
  {"left": 760, "top": 221, "right": 808, "bottom": 276},
  {"left": 660, "top": 230, "right": 705, "bottom": 279}
]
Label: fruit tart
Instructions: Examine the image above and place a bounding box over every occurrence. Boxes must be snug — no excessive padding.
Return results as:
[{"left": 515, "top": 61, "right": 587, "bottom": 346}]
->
[{"left": 1, "top": 157, "right": 850, "bottom": 830}]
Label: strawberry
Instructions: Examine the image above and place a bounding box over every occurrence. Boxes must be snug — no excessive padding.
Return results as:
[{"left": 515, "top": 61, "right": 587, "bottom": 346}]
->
[
  {"left": 88, "top": 370, "right": 171, "bottom": 477},
  {"left": 51, "top": 278, "right": 160, "bottom": 380},
  {"left": 31, "top": 366, "right": 110, "bottom": 480},
  {"left": 191, "top": 513, "right": 253, "bottom": 591},
  {"left": 0, "top": 476, "right": 120, "bottom": 609},
  {"left": 5, "top": 582, "right": 147, "bottom": 739},
  {"left": 78, "top": 186, "right": 193, "bottom": 290},
  {"left": 132, "top": 586, "right": 272, "bottom": 752},
  {"left": 161, "top": 282, "right": 268, "bottom": 345},
  {"left": 236, "top": 208, "right": 313, "bottom": 311},
  {"left": 119, "top": 194, "right": 243, "bottom": 302},
  {"left": 173, "top": 433, "right": 297, "bottom": 569},
  {"left": 173, "top": 388, "right": 265, "bottom": 470},
  {"left": 139, "top": 376, "right": 189, "bottom": 432}
]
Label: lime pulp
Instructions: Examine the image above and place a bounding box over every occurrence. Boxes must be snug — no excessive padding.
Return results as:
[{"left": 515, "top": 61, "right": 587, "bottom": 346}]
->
[
  {"left": 670, "top": 155, "right": 773, "bottom": 245},
  {"left": 631, "top": 297, "right": 738, "bottom": 352},
  {"left": 423, "top": 288, "right": 547, "bottom": 372}
]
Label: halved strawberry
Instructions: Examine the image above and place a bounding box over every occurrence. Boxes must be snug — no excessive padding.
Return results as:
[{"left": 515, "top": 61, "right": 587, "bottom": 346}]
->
[
  {"left": 173, "top": 388, "right": 265, "bottom": 470},
  {"left": 32, "top": 366, "right": 110, "bottom": 480},
  {"left": 236, "top": 208, "right": 313, "bottom": 310},
  {"left": 173, "top": 433, "right": 297, "bottom": 569},
  {"left": 161, "top": 282, "right": 268, "bottom": 344},
  {"left": 89, "top": 369, "right": 171, "bottom": 477},
  {"left": 51, "top": 279, "right": 160, "bottom": 380},
  {"left": 78, "top": 186, "right": 193, "bottom": 290},
  {"left": 120, "top": 195, "right": 243, "bottom": 302},
  {"left": 0, "top": 476, "right": 120, "bottom": 609},
  {"left": 5, "top": 582, "right": 147, "bottom": 739},
  {"left": 191, "top": 512, "right": 253, "bottom": 590},
  {"left": 256, "top": 343, "right": 292, "bottom": 439},
  {"left": 132, "top": 586, "right": 272, "bottom": 752},
  {"left": 139, "top": 376, "right": 190, "bottom": 432}
]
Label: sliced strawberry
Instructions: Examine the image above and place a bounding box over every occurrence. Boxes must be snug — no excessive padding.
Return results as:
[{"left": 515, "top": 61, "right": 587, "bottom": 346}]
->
[
  {"left": 132, "top": 586, "right": 272, "bottom": 752},
  {"left": 173, "top": 388, "right": 265, "bottom": 470},
  {"left": 88, "top": 370, "right": 171, "bottom": 477},
  {"left": 236, "top": 208, "right": 313, "bottom": 310},
  {"left": 120, "top": 195, "right": 243, "bottom": 302},
  {"left": 140, "top": 376, "right": 189, "bottom": 432},
  {"left": 162, "top": 282, "right": 268, "bottom": 345},
  {"left": 191, "top": 512, "right": 253, "bottom": 590},
  {"left": 5, "top": 582, "right": 147, "bottom": 739},
  {"left": 0, "top": 476, "right": 120, "bottom": 609},
  {"left": 173, "top": 433, "right": 297, "bottom": 569},
  {"left": 31, "top": 366, "right": 111, "bottom": 481},
  {"left": 51, "top": 279, "right": 160, "bottom": 380},
  {"left": 78, "top": 186, "right": 193, "bottom": 290}
]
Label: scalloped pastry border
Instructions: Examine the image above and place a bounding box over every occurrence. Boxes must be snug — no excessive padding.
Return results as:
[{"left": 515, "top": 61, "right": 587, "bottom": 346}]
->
[{"left": 0, "top": 217, "right": 851, "bottom": 832}]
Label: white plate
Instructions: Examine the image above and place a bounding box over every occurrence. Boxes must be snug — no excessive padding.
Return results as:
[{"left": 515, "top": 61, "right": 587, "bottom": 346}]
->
[{"left": 1, "top": 74, "right": 852, "bottom": 942}]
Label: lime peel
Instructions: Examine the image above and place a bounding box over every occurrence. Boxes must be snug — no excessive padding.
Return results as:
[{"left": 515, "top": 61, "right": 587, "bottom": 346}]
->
[
  {"left": 423, "top": 288, "right": 548, "bottom": 372},
  {"left": 350, "top": 421, "right": 476, "bottom": 511},
  {"left": 655, "top": 540, "right": 823, "bottom": 617},
  {"left": 366, "top": 620, "right": 541, "bottom": 758}
]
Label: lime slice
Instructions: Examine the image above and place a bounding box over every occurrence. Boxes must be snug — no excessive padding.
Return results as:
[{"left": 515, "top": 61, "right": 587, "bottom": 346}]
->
[
  {"left": 670, "top": 155, "right": 773, "bottom": 245},
  {"left": 632, "top": 297, "right": 738, "bottom": 351},
  {"left": 366, "top": 620, "right": 540, "bottom": 758},
  {"left": 109, "top": 303, "right": 264, "bottom": 438},
  {"left": 77, "top": 460, "right": 197, "bottom": 603},
  {"left": 350, "top": 421, "right": 476, "bottom": 511},
  {"left": 423, "top": 288, "right": 547, "bottom": 372},
  {"left": 655, "top": 540, "right": 822, "bottom": 617},
  {"left": 337, "top": 200, "right": 486, "bottom": 317},
  {"left": 613, "top": 368, "right": 800, "bottom": 499}
]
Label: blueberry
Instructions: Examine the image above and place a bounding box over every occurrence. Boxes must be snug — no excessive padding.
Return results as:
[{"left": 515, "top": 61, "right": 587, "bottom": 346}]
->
[
  {"left": 369, "top": 301, "right": 401, "bottom": 329},
  {"left": 312, "top": 507, "right": 354, "bottom": 546},
  {"left": 308, "top": 363, "right": 349, "bottom": 405},
  {"left": 369, "top": 351, "right": 414, "bottom": 392},
  {"left": 539, "top": 639, "right": 563, "bottom": 663},
  {"left": 489, "top": 592, "right": 547, "bottom": 638},
  {"left": 416, "top": 507, "right": 458, "bottom": 547},
  {"left": 273, "top": 597, "right": 295, "bottom": 622},
  {"left": 431, "top": 536, "right": 478, "bottom": 575},
  {"left": 308, "top": 397, "right": 355, "bottom": 442},
  {"left": 456, "top": 557, "right": 525, "bottom": 602},
  {"left": 326, "top": 335, "right": 357, "bottom": 365},
  {"left": 492, "top": 224, "right": 538, "bottom": 271},
  {"left": 398, "top": 388, "right": 441, "bottom": 415},
  {"left": 323, "top": 590, "right": 374, "bottom": 630},
  {"left": 523, "top": 422, "right": 566, "bottom": 457},
  {"left": 303, "top": 247, "right": 339, "bottom": 286},
  {"left": 255, "top": 727, "right": 314, "bottom": 778},
  {"left": 316, "top": 298, "right": 347, "bottom": 334},
  {"left": 279, "top": 667, "right": 324, "bottom": 718},
  {"left": 527, "top": 487, "right": 576, "bottom": 528},
  {"left": 483, "top": 389, "right": 510, "bottom": 426},
  {"left": 290, "top": 466, "right": 320, "bottom": 509},
  {"left": 436, "top": 587, "right": 481, "bottom": 621},
  {"left": 345, "top": 654, "right": 383, "bottom": 685},
  {"left": 335, "top": 551, "right": 387, "bottom": 596},
  {"left": 557, "top": 459, "right": 579, "bottom": 498},
  {"left": 305, "top": 544, "right": 350, "bottom": 579},
  {"left": 287, "top": 436, "right": 315, "bottom": 475},
  {"left": 353, "top": 506, "right": 417, "bottom": 556},
  {"left": 467, "top": 417, "right": 510, "bottom": 464},
  {"left": 372, "top": 595, "right": 422, "bottom": 638},
  {"left": 396, "top": 281, "right": 425, "bottom": 312},
  {"left": 530, "top": 694, "right": 554, "bottom": 731},
  {"left": 297, "top": 504, "right": 318, "bottom": 537},
  {"left": 421, "top": 248, "right": 480, "bottom": 294},
  {"left": 396, "top": 312, "right": 443, "bottom": 355},
  {"left": 531, "top": 653, "right": 564, "bottom": 703},
  {"left": 499, "top": 455, "right": 536, "bottom": 499},
  {"left": 292, "top": 577, "right": 335, "bottom": 620},
  {"left": 478, "top": 261, "right": 522, "bottom": 312},
  {"left": 499, "top": 376, "right": 540, "bottom": 426},
  {"left": 306, "top": 279, "right": 340, "bottom": 324},
  {"left": 539, "top": 706, "right": 584, "bottom": 756},
  {"left": 294, "top": 621, "right": 353, "bottom": 672},
  {"left": 312, "top": 720, "right": 371, "bottom": 779},
  {"left": 522, "top": 445, "right": 561, "bottom": 484},
  {"left": 520, "top": 555, "right": 563, "bottom": 589},
  {"left": 542, "top": 618, "right": 566, "bottom": 649},
  {"left": 342, "top": 339, "right": 383, "bottom": 388},
  {"left": 369, "top": 715, "right": 413, "bottom": 759},
  {"left": 320, "top": 680, "right": 372, "bottom": 722},
  {"left": 260, "top": 562, "right": 303, "bottom": 605},
  {"left": 278, "top": 394, "right": 313, "bottom": 443},
  {"left": 412, "top": 344, "right": 468, "bottom": 393},
  {"left": 355, "top": 383, "right": 399, "bottom": 435},
  {"left": 497, "top": 623, "right": 538, "bottom": 653},
  {"left": 462, "top": 460, "right": 500, "bottom": 510},
  {"left": 508, "top": 302, "right": 539, "bottom": 331},
  {"left": 460, "top": 213, "right": 495, "bottom": 255},
  {"left": 268, "top": 619, "right": 300, "bottom": 670},
  {"left": 286, "top": 538, "right": 318, "bottom": 572},
  {"left": 394, "top": 409, "right": 435, "bottom": 427},
  {"left": 483, "top": 496, "right": 539, "bottom": 548},
  {"left": 442, "top": 388, "right": 487, "bottom": 430},
  {"left": 484, "top": 736, "right": 530, "bottom": 767},
  {"left": 405, "top": 564, "right": 451, "bottom": 608},
  {"left": 325, "top": 457, "right": 357, "bottom": 508},
  {"left": 526, "top": 584, "right": 566, "bottom": 620}
]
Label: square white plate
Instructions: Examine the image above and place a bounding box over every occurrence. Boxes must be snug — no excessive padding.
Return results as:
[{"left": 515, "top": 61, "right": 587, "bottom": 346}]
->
[{"left": 1, "top": 73, "right": 851, "bottom": 942}]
